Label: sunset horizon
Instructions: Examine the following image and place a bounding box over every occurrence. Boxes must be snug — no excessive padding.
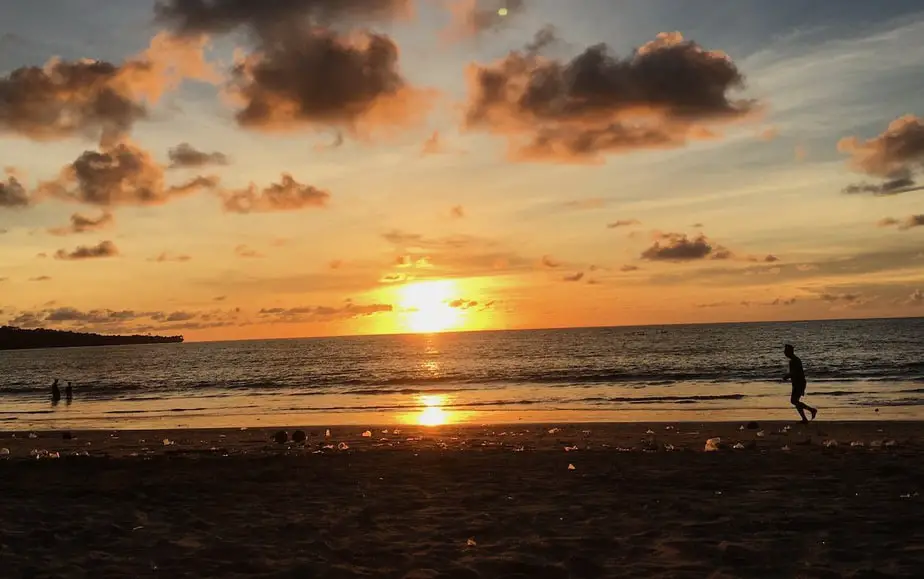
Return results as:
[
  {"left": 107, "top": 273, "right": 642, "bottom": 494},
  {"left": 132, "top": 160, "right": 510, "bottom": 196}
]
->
[{"left": 3, "top": 0, "right": 924, "bottom": 341}]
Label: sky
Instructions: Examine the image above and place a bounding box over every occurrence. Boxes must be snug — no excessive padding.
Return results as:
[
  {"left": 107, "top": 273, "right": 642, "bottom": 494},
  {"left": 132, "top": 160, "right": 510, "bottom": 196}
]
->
[{"left": 1, "top": 0, "right": 924, "bottom": 341}]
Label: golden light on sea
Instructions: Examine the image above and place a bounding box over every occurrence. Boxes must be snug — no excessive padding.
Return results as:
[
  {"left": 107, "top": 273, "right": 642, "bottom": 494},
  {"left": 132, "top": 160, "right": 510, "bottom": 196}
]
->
[{"left": 417, "top": 394, "right": 450, "bottom": 426}]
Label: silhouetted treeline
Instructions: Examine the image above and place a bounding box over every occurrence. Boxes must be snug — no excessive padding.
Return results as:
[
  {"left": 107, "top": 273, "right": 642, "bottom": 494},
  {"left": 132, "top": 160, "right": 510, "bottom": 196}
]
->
[{"left": 0, "top": 326, "right": 183, "bottom": 351}]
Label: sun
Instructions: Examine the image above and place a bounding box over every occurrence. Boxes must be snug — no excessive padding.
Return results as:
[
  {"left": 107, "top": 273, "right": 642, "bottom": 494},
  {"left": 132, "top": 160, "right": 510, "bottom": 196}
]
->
[
  {"left": 417, "top": 395, "right": 450, "bottom": 426},
  {"left": 399, "top": 280, "right": 463, "bottom": 333}
]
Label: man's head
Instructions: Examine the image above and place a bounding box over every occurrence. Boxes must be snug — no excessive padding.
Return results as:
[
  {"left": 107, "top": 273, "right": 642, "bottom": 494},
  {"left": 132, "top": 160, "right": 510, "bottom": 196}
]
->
[{"left": 784, "top": 344, "right": 795, "bottom": 358}]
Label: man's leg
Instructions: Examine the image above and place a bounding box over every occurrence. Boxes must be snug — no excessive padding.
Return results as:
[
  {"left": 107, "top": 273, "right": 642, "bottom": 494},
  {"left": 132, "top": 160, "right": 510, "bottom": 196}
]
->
[{"left": 792, "top": 392, "right": 809, "bottom": 422}]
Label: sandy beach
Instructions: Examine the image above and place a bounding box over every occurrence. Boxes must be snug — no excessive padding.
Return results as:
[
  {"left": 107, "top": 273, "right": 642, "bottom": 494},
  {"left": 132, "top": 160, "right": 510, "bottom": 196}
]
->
[{"left": 2, "top": 421, "right": 923, "bottom": 578}]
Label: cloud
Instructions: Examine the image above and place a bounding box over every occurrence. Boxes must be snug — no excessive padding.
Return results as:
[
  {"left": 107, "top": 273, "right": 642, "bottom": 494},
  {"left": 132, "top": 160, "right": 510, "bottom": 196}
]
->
[
  {"left": 222, "top": 174, "right": 330, "bottom": 213},
  {"left": 448, "top": 298, "right": 478, "bottom": 309},
  {"left": 48, "top": 211, "right": 114, "bottom": 236},
  {"left": 769, "top": 297, "right": 797, "bottom": 306},
  {"left": 444, "top": 0, "right": 527, "bottom": 39},
  {"left": 29, "top": 276, "right": 52, "bottom": 282},
  {"left": 0, "top": 33, "right": 216, "bottom": 145},
  {"left": 909, "top": 290, "right": 923, "bottom": 305},
  {"left": 380, "top": 230, "right": 532, "bottom": 277},
  {"left": 228, "top": 28, "right": 433, "bottom": 135},
  {"left": 463, "top": 30, "right": 756, "bottom": 163},
  {"left": 819, "top": 292, "right": 864, "bottom": 303},
  {"left": 450, "top": 205, "right": 465, "bottom": 219},
  {"left": 38, "top": 143, "right": 220, "bottom": 206},
  {"left": 234, "top": 245, "right": 263, "bottom": 259},
  {"left": 154, "top": 0, "right": 412, "bottom": 37},
  {"left": 0, "top": 176, "right": 29, "bottom": 208},
  {"left": 878, "top": 214, "right": 924, "bottom": 230},
  {"left": 640, "top": 232, "right": 731, "bottom": 262},
  {"left": 564, "top": 198, "right": 607, "bottom": 210},
  {"left": 422, "top": 131, "right": 446, "bottom": 155},
  {"left": 607, "top": 219, "right": 640, "bottom": 228},
  {"left": 562, "top": 272, "right": 584, "bottom": 282},
  {"left": 149, "top": 252, "right": 192, "bottom": 263},
  {"left": 839, "top": 115, "right": 924, "bottom": 195},
  {"left": 54, "top": 240, "right": 119, "bottom": 260},
  {"left": 168, "top": 143, "right": 229, "bottom": 168},
  {"left": 620, "top": 265, "right": 640, "bottom": 272},
  {"left": 257, "top": 302, "right": 394, "bottom": 323},
  {"left": 759, "top": 126, "right": 779, "bottom": 141},
  {"left": 540, "top": 255, "right": 561, "bottom": 268},
  {"left": 747, "top": 254, "right": 780, "bottom": 263}
]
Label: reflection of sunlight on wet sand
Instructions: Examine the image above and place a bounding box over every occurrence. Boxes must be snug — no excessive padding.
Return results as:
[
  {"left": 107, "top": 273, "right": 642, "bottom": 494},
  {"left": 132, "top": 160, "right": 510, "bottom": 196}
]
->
[{"left": 402, "top": 394, "right": 453, "bottom": 426}]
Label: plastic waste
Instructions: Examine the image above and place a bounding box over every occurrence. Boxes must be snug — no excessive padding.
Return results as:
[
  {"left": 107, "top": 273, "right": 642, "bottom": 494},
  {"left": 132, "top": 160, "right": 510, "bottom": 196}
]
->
[
  {"left": 548, "top": 428, "right": 561, "bottom": 434},
  {"left": 567, "top": 463, "right": 576, "bottom": 470},
  {"left": 337, "top": 442, "right": 349, "bottom": 451},
  {"left": 705, "top": 437, "right": 721, "bottom": 452},
  {"left": 756, "top": 431, "right": 766, "bottom": 437},
  {"left": 163, "top": 438, "right": 175, "bottom": 446},
  {"left": 732, "top": 442, "right": 745, "bottom": 450},
  {"left": 362, "top": 431, "right": 372, "bottom": 438},
  {"left": 28, "top": 432, "right": 38, "bottom": 439},
  {"left": 782, "top": 445, "right": 791, "bottom": 451},
  {"left": 0, "top": 448, "right": 9, "bottom": 457},
  {"left": 466, "top": 538, "right": 477, "bottom": 547},
  {"left": 564, "top": 445, "right": 579, "bottom": 452},
  {"left": 646, "top": 429, "right": 655, "bottom": 435},
  {"left": 850, "top": 441, "right": 865, "bottom": 447},
  {"left": 823, "top": 440, "right": 838, "bottom": 448}
]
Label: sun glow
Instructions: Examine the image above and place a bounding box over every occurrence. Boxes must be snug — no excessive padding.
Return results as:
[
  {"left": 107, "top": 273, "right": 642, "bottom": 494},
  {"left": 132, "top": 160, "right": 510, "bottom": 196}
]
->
[
  {"left": 399, "top": 280, "right": 463, "bottom": 333},
  {"left": 417, "top": 395, "right": 449, "bottom": 426}
]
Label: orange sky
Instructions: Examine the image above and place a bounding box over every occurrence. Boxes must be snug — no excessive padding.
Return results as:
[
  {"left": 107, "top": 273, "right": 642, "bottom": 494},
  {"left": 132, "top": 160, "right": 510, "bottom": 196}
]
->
[{"left": 2, "top": 1, "right": 924, "bottom": 340}]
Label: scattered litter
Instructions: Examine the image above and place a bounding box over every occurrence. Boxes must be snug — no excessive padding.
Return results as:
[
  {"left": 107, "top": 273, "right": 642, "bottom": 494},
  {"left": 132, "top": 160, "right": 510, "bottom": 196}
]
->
[
  {"left": 466, "top": 538, "right": 477, "bottom": 547},
  {"left": 564, "top": 445, "right": 579, "bottom": 452},
  {"left": 870, "top": 440, "right": 883, "bottom": 448},
  {"left": 163, "top": 439, "right": 175, "bottom": 446},
  {"left": 133, "top": 526, "right": 145, "bottom": 531},
  {"left": 705, "top": 437, "right": 721, "bottom": 452},
  {"left": 582, "top": 430, "right": 592, "bottom": 436},
  {"left": 239, "top": 427, "right": 247, "bottom": 431},
  {"left": 715, "top": 491, "right": 723, "bottom": 495},
  {"left": 513, "top": 445, "right": 525, "bottom": 452},
  {"left": 756, "top": 431, "right": 766, "bottom": 437},
  {"left": 567, "top": 463, "right": 576, "bottom": 470},
  {"left": 665, "top": 425, "right": 674, "bottom": 430},
  {"left": 884, "top": 440, "right": 898, "bottom": 447},
  {"left": 782, "top": 445, "right": 791, "bottom": 451},
  {"left": 548, "top": 428, "right": 561, "bottom": 434},
  {"left": 823, "top": 440, "right": 838, "bottom": 448},
  {"left": 850, "top": 441, "right": 865, "bottom": 447},
  {"left": 381, "top": 429, "right": 389, "bottom": 434},
  {"left": 337, "top": 442, "right": 350, "bottom": 451},
  {"left": 732, "top": 443, "right": 745, "bottom": 450},
  {"left": 738, "top": 425, "right": 745, "bottom": 431},
  {"left": 664, "top": 444, "right": 676, "bottom": 452},
  {"left": 392, "top": 429, "right": 401, "bottom": 435},
  {"left": 292, "top": 430, "right": 307, "bottom": 444},
  {"left": 30, "top": 449, "right": 59, "bottom": 459},
  {"left": 322, "top": 444, "right": 334, "bottom": 450},
  {"left": 129, "top": 452, "right": 139, "bottom": 457},
  {"left": 0, "top": 448, "right": 9, "bottom": 457},
  {"left": 782, "top": 425, "right": 791, "bottom": 432},
  {"left": 646, "top": 429, "right": 655, "bottom": 435},
  {"left": 900, "top": 492, "right": 919, "bottom": 499},
  {"left": 28, "top": 432, "right": 38, "bottom": 439},
  {"left": 362, "top": 430, "right": 372, "bottom": 438},
  {"left": 325, "top": 429, "right": 331, "bottom": 437}
]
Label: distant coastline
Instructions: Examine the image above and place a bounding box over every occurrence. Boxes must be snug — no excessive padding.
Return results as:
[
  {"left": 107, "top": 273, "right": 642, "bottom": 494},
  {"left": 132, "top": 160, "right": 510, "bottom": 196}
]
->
[{"left": 0, "top": 326, "right": 183, "bottom": 351}]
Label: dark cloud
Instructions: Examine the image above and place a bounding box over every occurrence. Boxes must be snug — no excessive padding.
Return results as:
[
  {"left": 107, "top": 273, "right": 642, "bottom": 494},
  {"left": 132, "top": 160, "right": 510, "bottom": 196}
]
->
[
  {"left": 449, "top": 205, "right": 465, "bottom": 219},
  {"left": 149, "top": 252, "right": 192, "bottom": 262},
  {"left": 878, "top": 214, "right": 924, "bottom": 230},
  {"left": 54, "top": 240, "right": 119, "bottom": 261},
  {"left": 541, "top": 255, "right": 561, "bottom": 268},
  {"left": 234, "top": 245, "right": 263, "bottom": 259},
  {"left": 839, "top": 115, "right": 924, "bottom": 195},
  {"left": 562, "top": 271, "right": 584, "bottom": 282},
  {"left": 168, "top": 143, "right": 230, "bottom": 168},
  {"left": 0, "top": 176, "right": 29, "bottom": 208},
  {"left": 256, "top": 302, "right": 393, "bottom": 323},
  {"left": 770, "top": 297, "right": 797, "bottom": 306},
  {"left": 464, "top": 30, "right": 755, "bottom": 162},
  {"left": 607, "top": 219, "right": 640, "bottom": 228},
  {"left": 620, "top": 265, "right": 640, "bottom": 272},
  {"left": 747, "top": 254, "right": 780, "bottom": 263},
  {"left": 641, "top": 233, "right": 731, "bottom": 262},
  {"left": 155, "top": 0, "right": 412, "bottom": 38},
  {"left": 448, "top": 298, "right": 479, "bottom": 309},
  {"left": 38, "top": 143, "right": 220, "bottom": 206},
  {"left": 29, "top": 276, "right": 52, "bottom": 282},
  {"left": 48, "top": 211, "right": 114, "bottom": 236},
  {"left": 222, "top": 174, "right": 329, "bottom": 213},
  {"left": 819, "top": 292, "right": 863, "bottom": 303},
  {"left": 0, "top": 34, "right": 215, "bottom": 145},
  {"left": 227, "top": 27, "right": 432, "bottom": 134}
]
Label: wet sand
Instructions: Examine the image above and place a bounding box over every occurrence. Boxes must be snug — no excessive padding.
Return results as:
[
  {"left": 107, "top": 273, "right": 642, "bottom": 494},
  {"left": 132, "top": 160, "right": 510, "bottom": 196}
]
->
[{"left": 2, "top": 421, "right": 923, "bottom": 578}]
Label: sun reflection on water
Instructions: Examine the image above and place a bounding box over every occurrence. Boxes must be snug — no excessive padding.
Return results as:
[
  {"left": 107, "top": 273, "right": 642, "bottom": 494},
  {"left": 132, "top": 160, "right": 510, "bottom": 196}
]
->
[{"left": 416, "top": 394, "right": 450, "bottom": 426}]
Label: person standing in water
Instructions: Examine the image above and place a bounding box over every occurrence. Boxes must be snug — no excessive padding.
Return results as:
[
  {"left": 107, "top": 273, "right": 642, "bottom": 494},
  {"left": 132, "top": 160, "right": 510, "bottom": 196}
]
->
[
  {"left": 65, "top": 382, "right": 73, "bottom": 404},
  {"left": 783, "top": 344, "right": 817, "bottom": 423},
  {"left": 51, "top": 379, "right": 61, "bottom": 404}
]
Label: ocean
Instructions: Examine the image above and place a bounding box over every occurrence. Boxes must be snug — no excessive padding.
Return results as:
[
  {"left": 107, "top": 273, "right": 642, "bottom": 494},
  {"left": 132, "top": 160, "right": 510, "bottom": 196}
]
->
[{"left": 2, "top": 318, "right": 923, "bottom": 430}]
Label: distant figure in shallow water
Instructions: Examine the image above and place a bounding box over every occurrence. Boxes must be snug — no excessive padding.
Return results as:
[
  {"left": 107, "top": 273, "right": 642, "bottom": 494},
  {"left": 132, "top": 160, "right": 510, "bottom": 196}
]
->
[
  {"left": 51, "top": 379, "right": 61, "bottom": 404},
  {"left": 65, "top": 382, "right": 73, "bottom": 404},
  {"left": 783, "top": 344, "right": 817, "bottom": 423}
]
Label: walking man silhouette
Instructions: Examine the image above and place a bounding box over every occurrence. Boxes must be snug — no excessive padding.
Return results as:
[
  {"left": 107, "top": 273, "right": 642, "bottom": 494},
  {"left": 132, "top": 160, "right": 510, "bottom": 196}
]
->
[{"left": 783, "top": 344, "right": 817, "bottom": 423}]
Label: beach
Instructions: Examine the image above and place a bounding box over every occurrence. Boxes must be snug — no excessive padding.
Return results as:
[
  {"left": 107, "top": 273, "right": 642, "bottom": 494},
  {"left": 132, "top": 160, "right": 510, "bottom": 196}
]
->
[{"left": 2, "top": 421, "right": 922, "bottom": 578}]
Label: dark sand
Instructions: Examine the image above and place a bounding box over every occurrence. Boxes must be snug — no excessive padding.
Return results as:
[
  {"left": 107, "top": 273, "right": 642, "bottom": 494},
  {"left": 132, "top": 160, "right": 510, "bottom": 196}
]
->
[{"left": 2, "top": 421, "right": 923, "bottom": 578}]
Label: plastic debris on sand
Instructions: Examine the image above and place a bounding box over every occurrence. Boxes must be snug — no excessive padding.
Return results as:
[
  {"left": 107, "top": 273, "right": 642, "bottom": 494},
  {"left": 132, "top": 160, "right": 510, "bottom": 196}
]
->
[{"left": 705, "top": 437, "right": 722, "bottom": 452}]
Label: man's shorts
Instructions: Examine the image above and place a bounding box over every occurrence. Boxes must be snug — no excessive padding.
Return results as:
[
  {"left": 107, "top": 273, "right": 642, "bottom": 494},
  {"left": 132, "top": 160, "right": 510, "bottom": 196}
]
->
[{"left": 791, "top": 384, "right": 806, "bottom": 405}]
